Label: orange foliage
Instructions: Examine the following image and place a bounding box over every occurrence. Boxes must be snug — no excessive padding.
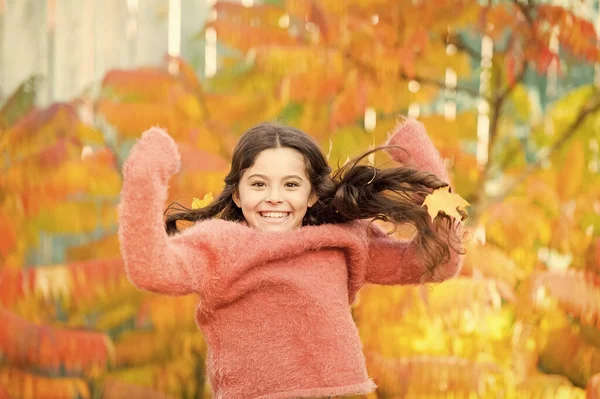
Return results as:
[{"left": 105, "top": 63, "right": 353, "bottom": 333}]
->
[
  {"left": 529, "top": 270, "right": 600, "bottom": 330},
  {"left": 540, "top": 327, "right": 600, "bottom": 387},
  {"left": 0, "top": 212, "right": 16, "bottom": 259},
  {"left": 589, "top": 373, "right": 600, "bottom": 398},
  {"left": 0, "top": 308, "right": 113, "bottom": 376},
  {"left": 367, "top": 354, "right": 500, "bottom": 397},
  {"left": 2, "top": 0, "right": 600, "bottom": 397},
  {"left": 102, "top": 379, "right": 176, "bottom": 399},
  {"left": 0, "top": 367, "right": 89, "bottom": 399},
  {"left": 0, "top": 258, "right": 127, "bottom": 310}
]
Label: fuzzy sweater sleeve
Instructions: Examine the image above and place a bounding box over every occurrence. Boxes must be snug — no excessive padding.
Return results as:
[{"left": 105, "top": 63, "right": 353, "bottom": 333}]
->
[
  {"left": 118, "top": 127, "right": 211, "bottom": 295},
  {"left": 365, "top": 118, "right": 464, "bottom": 285}
]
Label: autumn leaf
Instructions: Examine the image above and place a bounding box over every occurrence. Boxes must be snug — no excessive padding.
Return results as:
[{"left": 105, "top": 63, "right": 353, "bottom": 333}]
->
[
  {"left": 516, "top": 374, "right": 586, "bottom": 398},
  {"left": 0, "top": 367, "right": 90, "bottom": 399},
  {"left": 366, "top": 354, "right": 501, "bottom": 396},
  {"left": 102, "top": 379, "right": 176, "bottom": 399},
  {"left": 422, "top": 186, "right": 470, "bottom": 222},
  {"left": 527, "top": 270, "right": 600, "bottom": 330},
  {"left": 191, "top": 192, "right": 214, "bottom": 210},
  {"left": 2, "top": 1, "right": 600, "bottom": 396},
  {"left": 461, "top": 241, "right": 527, "bottom": 288},
  {"left": 0, "top": 307, "right": 114, "bottom": 376},
  {"left": 539, "top": 327, "right": 600, "bottom": 387}
]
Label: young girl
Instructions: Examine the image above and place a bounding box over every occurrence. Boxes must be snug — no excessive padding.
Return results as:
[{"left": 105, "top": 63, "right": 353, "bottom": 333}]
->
[{"left": 118, "top": 119, "right": 465, "bottom": 399}]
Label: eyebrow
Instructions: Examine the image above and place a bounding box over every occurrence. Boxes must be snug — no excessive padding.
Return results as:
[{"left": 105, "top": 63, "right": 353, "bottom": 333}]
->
[{"left": 247, "top": 174, "right": 305, "bottom": 181}]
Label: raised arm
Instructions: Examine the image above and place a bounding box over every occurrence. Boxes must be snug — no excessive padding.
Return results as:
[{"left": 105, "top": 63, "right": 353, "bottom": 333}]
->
[
  {"left": 118, "top": 127, "right": 206, "bottom": 295},
  {"left": 385, "top": 118, "right": 450, "bottom": 182},
  {"left": 366, "top": 118, "right": 464, "bottom": 285}
]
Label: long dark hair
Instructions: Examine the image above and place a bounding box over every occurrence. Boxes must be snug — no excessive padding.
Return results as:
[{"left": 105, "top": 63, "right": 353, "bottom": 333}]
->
[{"left": 165, "top": 122, "right": 465, "bottom": 274}]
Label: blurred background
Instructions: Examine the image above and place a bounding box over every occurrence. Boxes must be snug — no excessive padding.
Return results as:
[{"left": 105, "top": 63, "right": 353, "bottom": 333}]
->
[{"left": 1, "top": 0, "right": 600, "bottom": 398}]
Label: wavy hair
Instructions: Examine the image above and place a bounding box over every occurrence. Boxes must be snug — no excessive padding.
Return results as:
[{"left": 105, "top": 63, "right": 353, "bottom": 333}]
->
[{"left": 165, "top": 122, "right": 465, "bottom": 274}]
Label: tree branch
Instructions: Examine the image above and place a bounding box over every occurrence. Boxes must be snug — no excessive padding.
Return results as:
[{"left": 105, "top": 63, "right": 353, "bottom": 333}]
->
[
  {"left": 497, "top": 61, "right": 528, "bottom": 103},
  {"left": 478, "top": 98, "right": 600, "bottom": 213},
  {"left": 469, "top": 59, "right": 529, "bottom": 217},
  {"left": 345, "top": 49, "right": 482, "bottom": 99},
  {"left": 399, "top": 71, "right": 481, "bottom": 98},
  {"left": 487, "top": 60, "right": 529, "bottom": 153},
  {"left": 510, "top": 0, "right": 535, "bottom": 27}
]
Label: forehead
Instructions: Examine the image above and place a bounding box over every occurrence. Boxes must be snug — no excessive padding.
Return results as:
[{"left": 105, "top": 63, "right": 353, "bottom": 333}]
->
[{"left": 245, "top": 147, "right": 308, "bottom": 178}]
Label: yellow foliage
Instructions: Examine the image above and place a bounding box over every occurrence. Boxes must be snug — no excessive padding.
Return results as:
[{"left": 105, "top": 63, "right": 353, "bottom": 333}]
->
[
  {"left": 144, "top": 295, "right": 199, "bottom": 332},
  {"left": 325, "top": 125, "right": 373, "bottom": 165},
  {"left": 462, "top": 242, "right": 527, "bottom": 288},
  {"left": 31, "top": 200, "right": 117, "bottom": 234},
  {"left": 96, "top": 303, "right": 138, "bottom": 331},
  {"left": 66, "top": 233, "right": 121, "bottom": 261},
  {"left": 0, "top": 367, "right": 90, "bottom": 399},
  {"left": 482, "top": 197, "right": 552, "bottom": 250},
  {"left": 3, "top": 1, "right": 600, "bottom": 397},
  {"left": 558, "top": 140, "right": 586, "bottom": 200},
  {"left": 191, "top": 192, "right": 214, "bottom": 210},
  {"left": 107, "top": 356, "right": 202, "bottom": 398},
  {"left": 114, "top": 331, "right": 173, "bottom": 367},
  {"left": 255, "top": 46, "right": 345, "bottom": 77},
  {"left": 96, "top": 100, "right": 178, "bottom": 138},
  {"left": 34, "top": 264, "right": 71, "bottom": 302}
]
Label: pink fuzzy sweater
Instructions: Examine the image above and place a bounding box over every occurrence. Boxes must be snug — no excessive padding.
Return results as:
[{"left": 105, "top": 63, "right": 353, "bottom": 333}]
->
[{"left": 118, "top": 119, "right": 463, "bottom": 399}]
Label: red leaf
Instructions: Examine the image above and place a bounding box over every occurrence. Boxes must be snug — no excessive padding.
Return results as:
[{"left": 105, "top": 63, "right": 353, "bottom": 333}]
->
[
  {"left": 0, "top": 258, "right": 127, "bottom": 309},
  {"left": 205, "top": 20, "right": 299, "bottom": 53},
  {"left": 0, "top": 307, "right": 114, "bottom": 375},
  {"left": 0, "top": 212, "right": 16, "bottom": 259},
  {"left": 101, "top": 68, "right": 179, "bottom": 102},
  {"left": 506, "top": 53, "right": 516, "bottom": 86},
  {"left": 535, "top": 46, "right": 558, "bottom": 74},
  {"left": 1, "top": 104, "right": 79, "bottom": 154}
]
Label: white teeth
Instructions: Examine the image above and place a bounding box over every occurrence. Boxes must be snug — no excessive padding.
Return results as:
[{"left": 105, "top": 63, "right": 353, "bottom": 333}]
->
[{"left": 260, "top": 212, "right": 289, "bottom": 218}]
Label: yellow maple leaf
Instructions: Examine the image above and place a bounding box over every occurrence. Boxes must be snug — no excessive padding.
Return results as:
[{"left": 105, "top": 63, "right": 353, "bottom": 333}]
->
[
  {"left": 191, "top": 192, "right": 214, "bottom": 210},
  {"left": 422, "top": 186, "right": 470, "bottom": 222}
]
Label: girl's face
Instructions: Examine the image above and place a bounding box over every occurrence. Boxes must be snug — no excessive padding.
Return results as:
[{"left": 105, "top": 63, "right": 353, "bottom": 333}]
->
[{"left": 233, "top": 147, "right": 316, "bottom": 232}]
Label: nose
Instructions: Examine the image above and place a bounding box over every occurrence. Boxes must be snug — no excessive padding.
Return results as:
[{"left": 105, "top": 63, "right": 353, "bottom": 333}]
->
[{"left": 265, "top": 188, "right": 284, "bottom": 204}]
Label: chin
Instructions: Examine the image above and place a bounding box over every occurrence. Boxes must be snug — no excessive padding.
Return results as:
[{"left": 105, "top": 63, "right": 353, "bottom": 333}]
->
[{"left": 259, "top": 223, "right": 296, "bottom": 232}]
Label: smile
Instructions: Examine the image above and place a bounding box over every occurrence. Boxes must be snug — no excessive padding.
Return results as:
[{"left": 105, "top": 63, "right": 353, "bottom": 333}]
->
[{"left": 259, "top": 211, "right": 291, "bottom": 220}]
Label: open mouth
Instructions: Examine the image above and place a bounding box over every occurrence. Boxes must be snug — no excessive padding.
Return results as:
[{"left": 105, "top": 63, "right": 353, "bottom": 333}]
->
[{"left": 259, "top": 211, "right": 291, "bottom": 221}]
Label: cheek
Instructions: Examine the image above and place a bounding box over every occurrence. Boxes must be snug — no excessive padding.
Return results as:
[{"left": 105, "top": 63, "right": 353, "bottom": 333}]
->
[
  {"left": 239, "top": 189, "right": 263, "bottom": 209},
  {"left": 290, "top": 191, "right": 312, "bottom": 209}
]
